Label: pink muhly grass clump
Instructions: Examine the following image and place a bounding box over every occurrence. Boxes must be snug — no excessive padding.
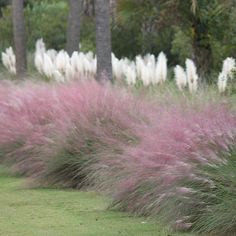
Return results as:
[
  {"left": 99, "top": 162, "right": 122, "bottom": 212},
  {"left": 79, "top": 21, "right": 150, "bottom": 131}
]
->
[
  {"left": 35, "top": 81, "right": 145, "bottom": 188},
  {"left": 1, "top": 79, "right": 236, "bottom": 235},
  {"left": 91, "top": 100, "right": 236, "bottom": 225},
  {"left": 0, "top": 80, "right": 145, "bottom": 187},
  {"left": 0, "top": 81, "right": 63, "bottom": 176}
]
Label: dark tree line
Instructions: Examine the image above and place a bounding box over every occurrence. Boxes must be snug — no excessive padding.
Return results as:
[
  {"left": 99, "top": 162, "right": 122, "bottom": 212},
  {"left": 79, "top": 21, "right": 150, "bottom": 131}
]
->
[{"left": 11, "top": 0, "right": 112, "bottom": 82}]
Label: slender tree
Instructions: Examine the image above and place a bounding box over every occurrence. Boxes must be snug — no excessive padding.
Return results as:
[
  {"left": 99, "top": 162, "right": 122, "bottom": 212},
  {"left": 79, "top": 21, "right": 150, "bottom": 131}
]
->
[
  {"left": 66, "top": 0, "right": 83, "bottom": 55},
  {"left": 95, "top": 0, "right": 113, "bottom": 82},
  {"left": 12, "top": 0, "right": 27, "bottom": 77}
]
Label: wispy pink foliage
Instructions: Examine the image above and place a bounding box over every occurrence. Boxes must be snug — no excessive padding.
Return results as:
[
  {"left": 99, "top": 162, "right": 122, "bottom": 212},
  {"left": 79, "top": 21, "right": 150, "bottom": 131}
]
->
[
  {"left": 34, "top": 81, "right": 148, "bottom": 187},
  {"left": 92, "top": 100, "right": 236, "bottom": 217},
  {"left": 0, "top": 81, "right": 63, "bottom": 175},
  {"left": 0, "top": 79, "right": 236, "bottom": 233},
  {"left": 0, "top": 80, "right": 144, "bottom": 181}
]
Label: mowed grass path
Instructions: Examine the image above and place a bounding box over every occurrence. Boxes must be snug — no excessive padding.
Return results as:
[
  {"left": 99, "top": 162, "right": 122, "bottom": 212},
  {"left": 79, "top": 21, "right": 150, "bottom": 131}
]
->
[{"left": 0, "top": 167, "right": 193, "bottom": 236}]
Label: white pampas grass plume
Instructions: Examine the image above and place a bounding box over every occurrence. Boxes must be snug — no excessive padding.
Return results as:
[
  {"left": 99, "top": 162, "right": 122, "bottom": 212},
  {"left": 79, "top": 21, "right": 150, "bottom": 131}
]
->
[
  {"left": 185, "top": 59, "right": 198, "bottom": 93},
  {"left": 71, "top": 51, "right": 79, "bottom": 67},
  {"left": 85, "top": 51, "right": 94, "bottom": 62},
  {"left": 141, "top": 65, "right": 151, "bottom": 86},
  {"left": 91, "top": 57, "right": 97, "bottom": 77},
  {"left": 125, "top": 63, "right": 136, "bottom": 85},
  {"left": 136, "top": 56, "right": 153, "bottom": 86},
  {"left": 112, "top": 53, "right": 123, "bottom": 80},
  {"left": 155, "top": 52, "right": 167, "bottom": 84},
  {"left": 42, "top": 54, "right": 54, "bottom": 78},
  {"left": 217, "top": 57, "right": 235, "bottom": 93},
  {"left": 82, "top": 56, "right": 92, "bottom": 77},
  {"left": 71, "top": 51, "right": 82, "bottom": 74},
  {"left": 34, "top": 53, "right": 44, "bottom": 74},
  {"left": 135, "top": 55, "right": 144, "bottom": 80},
  {"left": 46, "top": 49, "right": 57, "bottom": 63},
  {"left": 34, "top": 39, "right": 47, "bottom": 74},
  {"left": 222, "top": 57, "right": 235, "bottom": 78},
  {"left": 65, "top": 62, "right": 75, "bottom": 81},
  {"left": 35, "top": 38, "right": 46, "bottom": 54},
  {"left": 53, "top": 70, "right": 65, "bottom": 83},
  {"left": 217, "top": 72, "right": 228, "bottom": 93},
  {"left": 174, "top": 65, "right": 187, "bottom": 91},
  {"left": 55, "top": 50, "right": 70, "bottom": 74},
  {"left": 144, "top": 54, "right": 155, "bottom": 68},
  {"left": 1, "top": 47, "right": 16, "bottom": 74}
]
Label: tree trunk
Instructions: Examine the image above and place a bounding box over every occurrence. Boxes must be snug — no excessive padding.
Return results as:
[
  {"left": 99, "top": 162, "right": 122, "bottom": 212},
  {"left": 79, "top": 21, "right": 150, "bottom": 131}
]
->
[
  {"left": 192, "top": 17, "right": 212, "bottom": 83},
  {"left": 12, "top": 0, "right": 27, "bottom": 77},
  {"left": 192, "top": 38, "right": 212, "bottom": 82},
  {"left": 95, "top": 0, "right": 113, "bottom": 82},
  {"left": 66, "top": 0, "right": 83, "bottom": 55}
]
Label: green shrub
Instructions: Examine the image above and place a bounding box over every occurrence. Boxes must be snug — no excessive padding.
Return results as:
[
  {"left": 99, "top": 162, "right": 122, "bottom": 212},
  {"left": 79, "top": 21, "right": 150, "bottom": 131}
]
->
[{"left": 0, "top": 1, "right": 68, "bottom": 52}]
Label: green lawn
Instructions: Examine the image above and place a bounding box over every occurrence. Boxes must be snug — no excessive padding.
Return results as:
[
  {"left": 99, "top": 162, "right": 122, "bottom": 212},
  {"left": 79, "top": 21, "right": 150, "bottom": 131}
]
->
[{"left": 0, "top": 167, "right": 193, "bottom": 236}]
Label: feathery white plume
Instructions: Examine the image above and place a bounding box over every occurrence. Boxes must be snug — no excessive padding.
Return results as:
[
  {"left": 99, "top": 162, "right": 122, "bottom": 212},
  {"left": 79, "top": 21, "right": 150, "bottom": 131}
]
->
[
  {"left": 55, "top": 50, "right": 70, "bottom": 74},
  {"left": 185, "top": 59, "right": 198, "bottom": 93},
  {"left": 35, "top": 38, "right": 46, "bottom": 54},
  {"left": 174, "top": 65, "right": 187, "bottom": 91},
  {"left": 125, "top": 62, "right": 136, "bottom": 85},
  {"left": 32, "top": 39, "right": 174, "bottom": 85},
  {"left": 42, "top": 54, "right": 54, "bottom": 78},
  {"left": 217, "top": 57, "right": 235, "bottom": 93},
  {"left": 217, "top": 72, "right": 228, "bottom": 93},
  {"left": 1, "top": 47, "right": 16, "bottom": 74},
  {"left": 155, "top": 52, "right": 168, "bottom": 84},
  {"left": 222, "top": 57, "right": 235, "bottom": 78}
]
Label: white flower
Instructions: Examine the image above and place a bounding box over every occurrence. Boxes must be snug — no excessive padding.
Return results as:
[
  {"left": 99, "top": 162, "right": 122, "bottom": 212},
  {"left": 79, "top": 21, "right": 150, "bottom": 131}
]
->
[
  {"left": 155, "top": 52, "right": 168, "bottom": 84},
  {"left": 42, "top": 54, "right": 54, "bottom": 78},
  {"left": 53, "top": 70, "right": 65, "bottom": 83},
  {"left": 125, "top": 63, "right": 136, "bottom": 85},
  {"left": 141, "top": 65, "right": 151, "bottom": 86},
  {"left": 135, "top": 55, "right": 144, "bottom": 80},
  {"left": 65, "top": 62, "right": 74, "bottom": 81},
  {"left": 112, "top": 53, "right": 122, "bottom": 80},
  {"left": 222, "top": 57, "right": 235, "bottom": 78},
  {"left": 185, "top": 59, "right": 198, "bottom": 93},
  {"left": 1, "top": 47, "right": 16, "bottom": 74},
  {"left": 46, "top": 49, "right": 57, "bottom": 63},
  {"left": 174, "top": 65, "right": 187, "bottom": 91},
  {"left": 217, "top": 57, "right": 235, "bottom": 93},
  {"left": 35, "top": 38, "right": 46, "bottom": 54},
  {"left": 55, "top": 50, "right": 70, "bottom": 74},
  {"left": 34, "top": 52, "right": 44, "bottom": 74},
  {"left": 218, "top": 72, "right": 228, "bottom": 93}
]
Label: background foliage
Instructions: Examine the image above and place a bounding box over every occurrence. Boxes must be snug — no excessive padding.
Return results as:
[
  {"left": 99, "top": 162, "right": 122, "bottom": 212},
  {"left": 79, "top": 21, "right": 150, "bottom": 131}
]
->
[{"left": 0, "top": 0, "right": 236, "bottom": 77}]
